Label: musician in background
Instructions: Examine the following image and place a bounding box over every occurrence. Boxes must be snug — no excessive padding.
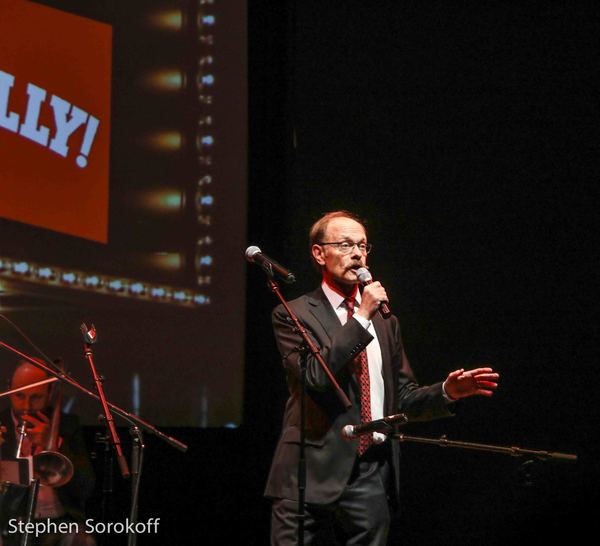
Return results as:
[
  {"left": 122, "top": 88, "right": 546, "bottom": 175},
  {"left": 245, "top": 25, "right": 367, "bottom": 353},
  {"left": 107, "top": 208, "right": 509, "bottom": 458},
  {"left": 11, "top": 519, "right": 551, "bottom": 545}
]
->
[{"left": 0, "top": 360, "right": 95, "bottom": 546}]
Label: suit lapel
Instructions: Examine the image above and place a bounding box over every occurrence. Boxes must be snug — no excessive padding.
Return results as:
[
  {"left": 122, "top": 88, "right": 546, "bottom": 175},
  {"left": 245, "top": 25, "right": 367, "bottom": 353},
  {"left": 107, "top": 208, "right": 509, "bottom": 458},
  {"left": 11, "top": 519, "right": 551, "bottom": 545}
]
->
[
  {"left": 306, "top": 287, "right": 359, "bottom": 394},
  {"left": 306, "top": 287, "right": 343, "bottom": 339}
]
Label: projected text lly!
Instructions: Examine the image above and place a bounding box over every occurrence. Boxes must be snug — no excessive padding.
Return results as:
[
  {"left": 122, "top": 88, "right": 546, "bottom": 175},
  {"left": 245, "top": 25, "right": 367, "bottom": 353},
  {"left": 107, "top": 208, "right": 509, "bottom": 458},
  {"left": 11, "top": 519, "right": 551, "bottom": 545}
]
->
[{"left": 0, "top": 69, "right": 99, "bottom": 168}]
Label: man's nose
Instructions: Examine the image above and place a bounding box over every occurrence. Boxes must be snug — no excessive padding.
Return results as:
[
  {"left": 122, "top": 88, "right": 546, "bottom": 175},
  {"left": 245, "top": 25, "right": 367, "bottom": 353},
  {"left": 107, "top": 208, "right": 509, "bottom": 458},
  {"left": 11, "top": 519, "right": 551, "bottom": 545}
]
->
[{"left": 350, "top": 245, "right": 362, "bottom": 258}]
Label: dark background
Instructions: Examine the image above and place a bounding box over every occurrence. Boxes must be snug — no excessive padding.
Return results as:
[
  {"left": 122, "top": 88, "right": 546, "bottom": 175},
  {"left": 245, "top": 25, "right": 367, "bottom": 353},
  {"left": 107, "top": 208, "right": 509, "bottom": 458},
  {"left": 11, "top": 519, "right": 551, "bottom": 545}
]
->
[
  {"left": 32, "top": 1, "right": 600, "bottom": 544},
  {"left": 240, "top": 2, "right": 597, "bottom": 544}
]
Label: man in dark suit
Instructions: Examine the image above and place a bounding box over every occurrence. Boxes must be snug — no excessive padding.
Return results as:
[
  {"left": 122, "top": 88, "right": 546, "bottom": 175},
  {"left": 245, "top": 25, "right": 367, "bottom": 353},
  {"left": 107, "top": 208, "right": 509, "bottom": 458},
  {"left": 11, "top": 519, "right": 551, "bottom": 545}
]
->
[
  {"left": 0, "top": 360, "right": 96, "bottom": 546},
  {"left": 265, "top": 211, "right": 500, "bottom": 545}
]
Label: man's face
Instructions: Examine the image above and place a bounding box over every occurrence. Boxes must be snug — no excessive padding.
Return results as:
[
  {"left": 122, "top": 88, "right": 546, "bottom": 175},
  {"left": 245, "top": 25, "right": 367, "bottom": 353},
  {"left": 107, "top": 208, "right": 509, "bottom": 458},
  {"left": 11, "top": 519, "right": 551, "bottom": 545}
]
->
[
  {"left": 312, "top": 217, "right": 368, "bottom": 293},
  {"left": 10, "top": 365, "right": 50, "bottom": 418}
]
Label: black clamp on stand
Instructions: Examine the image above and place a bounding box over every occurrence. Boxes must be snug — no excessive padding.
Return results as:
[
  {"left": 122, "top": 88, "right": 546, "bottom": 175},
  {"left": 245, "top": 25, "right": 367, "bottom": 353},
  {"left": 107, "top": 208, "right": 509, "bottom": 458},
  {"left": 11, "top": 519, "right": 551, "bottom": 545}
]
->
[{"left": 257, "top": 265, "right": 352, "bottom": 546}]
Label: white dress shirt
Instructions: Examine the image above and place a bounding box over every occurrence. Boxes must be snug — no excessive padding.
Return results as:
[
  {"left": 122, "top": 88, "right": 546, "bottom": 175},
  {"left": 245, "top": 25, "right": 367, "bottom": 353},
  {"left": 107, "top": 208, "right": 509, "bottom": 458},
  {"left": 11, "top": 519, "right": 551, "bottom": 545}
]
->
[{"left": 321, "top": 282, "right": 386, "bottom": 443}]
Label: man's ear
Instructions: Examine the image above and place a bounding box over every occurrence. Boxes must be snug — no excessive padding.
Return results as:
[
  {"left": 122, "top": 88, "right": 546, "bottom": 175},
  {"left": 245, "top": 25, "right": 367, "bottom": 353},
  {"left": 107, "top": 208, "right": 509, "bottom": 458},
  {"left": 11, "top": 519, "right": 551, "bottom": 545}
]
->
[{"left": 312, "top": 244, "right": 326, "bottom": 267}]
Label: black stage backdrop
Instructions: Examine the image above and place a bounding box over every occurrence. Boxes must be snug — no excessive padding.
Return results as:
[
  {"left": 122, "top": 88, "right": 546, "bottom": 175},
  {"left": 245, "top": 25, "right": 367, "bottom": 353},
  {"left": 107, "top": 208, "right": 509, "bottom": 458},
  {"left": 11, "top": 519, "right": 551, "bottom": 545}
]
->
[
  {"left": 8, "top": 1, "right": 600, "bottom": 544},
  {"left": 243, "top": 2, "right": 598, "bottom": 545}
]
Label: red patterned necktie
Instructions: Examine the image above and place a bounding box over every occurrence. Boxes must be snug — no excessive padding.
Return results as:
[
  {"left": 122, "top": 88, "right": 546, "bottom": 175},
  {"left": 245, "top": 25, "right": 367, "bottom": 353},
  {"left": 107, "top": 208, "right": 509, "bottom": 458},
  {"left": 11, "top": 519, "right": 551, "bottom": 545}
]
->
[{"left": 345, "top": 297, "right": 373, "bottom": 456}]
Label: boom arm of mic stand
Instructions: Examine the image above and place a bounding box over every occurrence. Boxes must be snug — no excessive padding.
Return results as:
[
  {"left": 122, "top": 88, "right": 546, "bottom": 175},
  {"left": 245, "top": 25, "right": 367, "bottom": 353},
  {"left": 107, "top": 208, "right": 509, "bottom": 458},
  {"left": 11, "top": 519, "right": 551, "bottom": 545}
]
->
[
  {"left": 394, "top": 433, "right": 577, "bottom": 462},
  {"left": 0, "top": 339, "right": 188, "bottom": 453},
  {"left": 267, "top": 278, "right": 352, "bottom": 410}
]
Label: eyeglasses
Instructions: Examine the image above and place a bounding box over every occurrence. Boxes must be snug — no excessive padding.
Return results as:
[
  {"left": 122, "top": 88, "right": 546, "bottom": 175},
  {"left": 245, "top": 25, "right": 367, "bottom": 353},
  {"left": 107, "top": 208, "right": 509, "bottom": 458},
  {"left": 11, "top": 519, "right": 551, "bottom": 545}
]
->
[{"left": 317, "top": 241, "right": 372, "bottom": 255}]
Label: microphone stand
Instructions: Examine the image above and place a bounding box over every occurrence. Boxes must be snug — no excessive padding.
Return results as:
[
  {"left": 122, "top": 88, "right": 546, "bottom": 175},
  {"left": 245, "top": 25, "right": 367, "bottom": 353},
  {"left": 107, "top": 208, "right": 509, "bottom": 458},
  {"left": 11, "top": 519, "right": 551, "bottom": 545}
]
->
[
  {"left": 344, "top": 415, "right": 577, "bottom": 490},
  {"left": 81, "top": 323, "right": 130, "bottom": 479},
  {"left": 81, "top": 323, "right": 129, "bottom": 480},
  {"left": 394, "top": 433, "right": 578, "bottom": 462},
  {"left": 264, "top": 276, "right": 352, "bottom": 546},
  {"left": 341, "top": 413, "right": 577, "bottom": 463},
  {"left": 128, "top": 426, "right": 144, "bottom": 546},
  {"left": 94, "top": 431, "right": 114, "bottom": 546},
  {"left": 19, "top": 478, "right": 40, "bottom": 546}
]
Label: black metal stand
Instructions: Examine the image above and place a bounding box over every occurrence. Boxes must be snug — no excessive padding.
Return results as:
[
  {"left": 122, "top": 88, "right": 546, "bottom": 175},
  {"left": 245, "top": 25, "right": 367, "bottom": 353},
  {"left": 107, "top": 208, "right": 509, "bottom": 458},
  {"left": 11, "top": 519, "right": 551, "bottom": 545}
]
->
[
  {"left": 297, "top": 352, "right": 307, "bottom": 546},
  {"left": 19, "top": 478, "right": 39, "bottom": 546},
  {"left": 127, "top": 426, "right": 144, "bottom": 546},
  {"left": 93, "top": 432, "right": 114, "bottom": 546},
  {"left": 394, "top": 433, "right": 578, "bottom": 462},
  {"left": 264, "top": 277, "right": 351, "bottom": 546}
]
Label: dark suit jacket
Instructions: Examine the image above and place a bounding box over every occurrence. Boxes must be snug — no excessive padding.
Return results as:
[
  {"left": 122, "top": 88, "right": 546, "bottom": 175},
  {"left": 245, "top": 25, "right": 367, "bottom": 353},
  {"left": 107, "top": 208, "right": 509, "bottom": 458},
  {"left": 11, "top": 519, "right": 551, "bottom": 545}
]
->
[
  {"left": 0, "top": 408, "right": 95, "bottom": 522},
  {"left": 264, "top": 286, "right": 454, "bottom": 505}
]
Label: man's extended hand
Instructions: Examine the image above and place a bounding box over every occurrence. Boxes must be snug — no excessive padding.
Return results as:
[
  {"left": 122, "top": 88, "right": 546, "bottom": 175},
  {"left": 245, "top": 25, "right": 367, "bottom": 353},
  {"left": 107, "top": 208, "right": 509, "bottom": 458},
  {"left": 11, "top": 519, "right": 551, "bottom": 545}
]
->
[{"left": 443, "top": 367, "right": 499, "bottom": 400}]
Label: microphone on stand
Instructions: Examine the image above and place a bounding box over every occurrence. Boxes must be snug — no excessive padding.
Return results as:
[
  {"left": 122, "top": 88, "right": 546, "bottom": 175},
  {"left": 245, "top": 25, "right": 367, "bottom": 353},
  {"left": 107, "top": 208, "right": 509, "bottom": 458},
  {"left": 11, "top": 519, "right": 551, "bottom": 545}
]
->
[
  {"left": 245, "top": 246, "right": 296, "bottom": 284},
  {"left": 355, "top": 267, "right": 392, "bottom": 319},
  {"left": 341, "top": 413, "right": 408, "bottom": 439},
  {"left": 80, "top": 323, "right": 98, "bottom": 345}
]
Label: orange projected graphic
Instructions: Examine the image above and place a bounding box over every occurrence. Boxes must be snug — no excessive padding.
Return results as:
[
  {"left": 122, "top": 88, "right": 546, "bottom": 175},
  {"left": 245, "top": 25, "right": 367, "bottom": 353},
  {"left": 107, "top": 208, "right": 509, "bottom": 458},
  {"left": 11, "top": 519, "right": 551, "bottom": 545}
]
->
[{"left": 0, "top": 0, "right": 112, "bottom": 243}]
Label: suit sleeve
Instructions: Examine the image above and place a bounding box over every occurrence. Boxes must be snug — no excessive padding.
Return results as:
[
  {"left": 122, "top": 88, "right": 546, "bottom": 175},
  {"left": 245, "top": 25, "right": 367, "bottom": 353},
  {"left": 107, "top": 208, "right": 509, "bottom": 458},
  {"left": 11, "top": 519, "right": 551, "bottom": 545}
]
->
[{"left": 272, "top": 302, "right": 373, "bottom": 392}]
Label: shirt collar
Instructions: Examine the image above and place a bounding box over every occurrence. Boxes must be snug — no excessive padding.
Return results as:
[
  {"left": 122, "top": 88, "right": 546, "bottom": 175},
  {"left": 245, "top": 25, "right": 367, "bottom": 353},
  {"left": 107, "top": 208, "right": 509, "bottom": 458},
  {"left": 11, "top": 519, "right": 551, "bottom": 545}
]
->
[{"left": 321, "top": 280, "right": 361, "bottom": 310}]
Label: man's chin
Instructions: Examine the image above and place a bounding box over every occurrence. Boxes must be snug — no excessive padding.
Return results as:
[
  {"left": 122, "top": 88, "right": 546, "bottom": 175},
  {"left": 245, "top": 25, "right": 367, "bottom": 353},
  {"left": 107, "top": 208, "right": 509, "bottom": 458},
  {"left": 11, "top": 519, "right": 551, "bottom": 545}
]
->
[
  {"left": 344, "top": 270, "right": 362, "bottom": 283},
  {"left": 334, "top": 276, "right": 358, "bottom": 292},
  {"left": 333, "top": 273, "right": 359, "bottom": 285},
  {"left": 323, "top": 275, "right": 358, "bottom": 294}
]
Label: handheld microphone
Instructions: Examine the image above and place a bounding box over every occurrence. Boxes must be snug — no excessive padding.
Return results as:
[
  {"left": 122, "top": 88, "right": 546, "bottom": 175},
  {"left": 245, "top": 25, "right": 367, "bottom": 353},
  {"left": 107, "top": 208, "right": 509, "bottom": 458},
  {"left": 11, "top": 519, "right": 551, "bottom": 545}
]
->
[
  {"left": 245, "top": 246, "right": 296, "bottom": 284},
  {"left": 342, "top": 413, "right": 408, "bottom": 439},
  {"left": 355, "top": 267, "right": 392, "bottom": 319}
]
